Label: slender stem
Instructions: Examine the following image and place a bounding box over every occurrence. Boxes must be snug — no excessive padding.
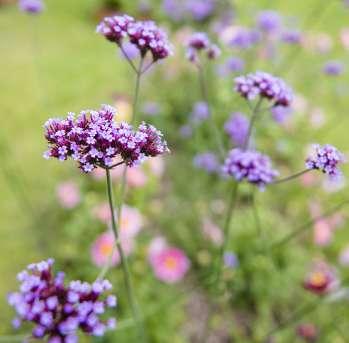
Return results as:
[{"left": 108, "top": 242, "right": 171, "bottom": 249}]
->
[
  {"left": 243, "top": 97, "right": 263, "bottom": 150},
  {"left": 109, "top": 161, "right": 124, "bottom": 169},
  {"left": 197, "top": 63, "right": 225, "bottom": 159},
  {"left": 272, "top": 169, "right": 310, "bottom": 185},
  {"left": 141, "top": 60, "right": 156, "bottom": 75},
  {"left": 270, "top": 199, "right": 349, "bottom": 249},
  {"left": 216, "top": 182, "right": 239, "bottom": 283},
  {"left": 105, "top": 169, "right": 145, "bottom": 341},
  {"left": 118, "top": 43, "right": 138, "bottom": 73},
  {"left": 131, "top": 58, "right": 144, "bottom": 125}
]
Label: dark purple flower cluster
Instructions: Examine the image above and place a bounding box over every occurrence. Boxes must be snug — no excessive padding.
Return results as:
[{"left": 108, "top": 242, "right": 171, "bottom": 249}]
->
[
  {"left": 44, "top": 105, "right": 169, "bottom": 172},
  {"left": 97, "top": 15, "right": 171, "bottom": 61},
  {"left": 8, "top": 259, "right": 117, "bottom": 342},
  {"left": 224, "top": 112, "right": 249, "bottom": 147},
  {"left": 234, "top": 71, "right": 293, "bottom": 108},
  {"left": 186, "top": 32, "right": 221, "bottom": 63},
  {"left": 222, "top": 149, "right": 279, "bottom": 189},
  {"left": 19, "top": 0, "right": 44, "bottom": 14},
  {"left": 306, "top": 144, "right": 345, "bottom": 179}
]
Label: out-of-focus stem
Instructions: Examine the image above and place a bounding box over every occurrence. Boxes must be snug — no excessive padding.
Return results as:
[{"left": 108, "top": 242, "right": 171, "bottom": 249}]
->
[
  {"left": 243, "top": 97, "right": 263, "bottom": 150},
  {"left": 272, "top": 169, "right": 310, "bottom": 185},
  {"left": 216, "top": 182, "right": 239, "bottom": 283},
  {"left": 105, "top": 169, "right": 145, "bottom": 342},
  {"left": 197, "top": 63, "right": 225, "bottom": 159}
]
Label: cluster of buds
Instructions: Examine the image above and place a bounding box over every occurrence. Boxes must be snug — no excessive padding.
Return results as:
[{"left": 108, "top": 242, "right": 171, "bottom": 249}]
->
[
  {"left": 234, "top": 71, "right": 293, "bottom": 108},
  {"left": 8, "top": 259, "right": 117, "bottom": 342},
  {"left": 306, "top": 144, "right": 345, "bottom": 179},
  {"left": 186, "top": 32, "right": 221, "bottom": 63},
  {"left": 43, "top": 105, "right": 169, "bottom": 173},
  {"left": 222, "top": 149, "right": 279, "bottom": 189},
  {"left": 97, "top": 14, "right": 172, "bottom": 61}
]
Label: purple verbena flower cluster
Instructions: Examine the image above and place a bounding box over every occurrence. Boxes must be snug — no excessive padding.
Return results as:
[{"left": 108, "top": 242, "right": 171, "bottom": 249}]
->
[
  {"left": 234, "top": 71, "right": 293, "bottom": 108},
  {"left": 224, "top": 112, "right": 249, "bottom": 147},
  {"left": 306, "top": 144, "right": 345, "bottom": 179},
  {"left": 323, "top": 61, "right": 344, "bottom": 76},
  {"left": 190, "top": 101, "right": 210, "bottom": 124},
  {"left": 222, "top": 149, "right": 279, "bottom": 189},
  {"left": 19, "top": 0, "right": 44, "bottom": 14},
  {"left": 7, "top": 259, "right": 117, "bottom": 342},
  {"left": 186, "top": 32, "right": 221, "bottom": 63},
  {"left": 44, "top": 105, "right": 169, "bottom": 172},
  {"left": 97, "top": 15, "right": 171, "bottom": 61}
]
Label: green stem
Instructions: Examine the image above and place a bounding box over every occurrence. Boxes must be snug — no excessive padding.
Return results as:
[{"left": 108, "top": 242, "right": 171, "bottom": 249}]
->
[
  {"left": 131, "top": 58, "right": 144, "bottom": 125},
  {"left": 216, "top": 182, "right": 239, "bottom": 283},
  {"left": 197, "top": 63, "right": 225, "bottom": 159},
  {"left": 105, "top": 169, "right": 145, "bottom": 342},
  {"left": 272, "top": 169, "right": 310, "bottom": 185},
  {"left": 243, "top": 97, "right": 263, "bottom": 150}
]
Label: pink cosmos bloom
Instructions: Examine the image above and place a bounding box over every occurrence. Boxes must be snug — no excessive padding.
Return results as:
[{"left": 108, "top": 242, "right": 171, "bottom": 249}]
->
[
  {"left": 150, "top": 247, "right": 190, "bottom": 283},
  {"left": 56, "top": 181, "right": 80, "bottom": 209},
  {"left": 148, "top": 236, "right": 168, "bottom": 264},
  {"left": 93, "top": 204, "right": 143, "bottom": 239},
  {"left": 91, "top": 232, "right": 134, "bottom": 267},
  {"left": 202, "top": 218, "right": 223, "bottom": 246},
  {"left": 314, "top": 219, "right": 332, "bottom": 246}
]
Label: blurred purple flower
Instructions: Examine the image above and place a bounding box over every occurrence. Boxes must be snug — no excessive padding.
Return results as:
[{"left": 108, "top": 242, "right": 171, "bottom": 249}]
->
[
  {"left": 224, "top": 112, "right": 249, "bottom": 147},
  {"left": 193, "top": 152, "right": 219, "bottom": 173},
  {"left": 271, "top": 105, "right": 293, "bottom": 124},
  {"left": 190, "top": 101, "right": 210, "bottom": 124},
  {"left": 230, "top": 28, "right": 260, "bottom": 49},
  {"left": 179, "top": 124, "right": 193, "bottom": 138},
  {"left": 19, "top": 0, "right": 44, "bottom": 14},
  {"left": 217, "top": 57, "right": 245, "bottom": 77},
  {"left": 222, "top": 149, "right": 279, "bottom": 189},
  {"left": 142, "top": 101, "right": 161, "bottom": 116},
  {"left": 186, "top": 0, "right": 216, "bottom": 21},
  {"left": 323, "top": 60, "right": 344, "bottom": 76},
  {"left": 223, "top": 252, "right": 239, "bottom": 269},
  {"left": 162, "top": 0, "right": 185, "bottom": 21},
  {"left": 256, "top": 10, "right": 282, "bottom": 33},
  {"left": 119, "top": 42, "right": 139, "bottom": 60},
  {"left": 281, "top": 30, "right": 302, "bottom": 44}
]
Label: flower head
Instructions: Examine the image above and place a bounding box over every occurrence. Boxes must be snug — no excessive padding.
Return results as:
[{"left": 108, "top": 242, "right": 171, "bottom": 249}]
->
[
  {"left": 224, "top": 112, "right": 249, "bottom": 146},
  {"left": 186, "top": 32, "right": 220, "bottom": 63},
  {"left": 190, "top": 101, "right": 210, "bottom": 124},
  {"left": 149, "top": 246, "right": 190, "bottom": 283},
  {"left": 91, "top": 232, "right": 134, "bottom": 267},
  {"left": 234, "top": 71, "right": 293, "bottom": 108},
  {"left": 8, "top": 259, "right": 116, "bottom": 341},
  {"left": 323, "top": 60, "right": 344, "bottom": 76},
  {"left": 19, "top": 0, "right": 44, "bottom": 14},
  {"left": 256, "top": 10, "right": 282, "bottom": 33},
  {"left": 229, "top": 28, "right": 260, "bottom": 49},
  {"left": 43, "top": 105, "right": 169, "bottom": 172},
  {"left": 305, "top": 144, "right": 345, "bottom": 179},
  {"left": 296, "top": 323, "right": 318, "bottom": 342},
  {"left": 222, "top": 149, "right": 279, "bottom": 189},
  {"left": 303, "top": 262, "right": 338, "bottom": 295},
  {"left": 96, "top": 15, "right": 134, "bottom": 44}
]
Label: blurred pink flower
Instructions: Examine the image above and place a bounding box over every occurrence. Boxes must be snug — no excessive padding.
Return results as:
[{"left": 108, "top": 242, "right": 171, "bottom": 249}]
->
[
  {"left": 150, "top": 246, "right": 190, "bottom": 283},
  {"left": 91, "top": 167, "right": 105, "bottom": 180},
  {"left": 92, "top": 204, "right": 143, "bottom": 239},
  {"left": 314, "top": 219, "right": 332, "bottom": 246},
  {"left": 202, "top": 218, "right": 223, "bottom": 246},
  {"left": 148, "top": 236, "right": 168, "bottom": 264},
  {"left": 56, "top": 181, "right": 80, "bottom": 209},
  {"left": 340, "top": 28, "right": 349, "bottom": 50},
  {"left": 111, "top": 166, "right": 148, "bottom": 188},
  {"left": 91, "top": 231, "right": 134, "bottom": 267},
  {"left": 309, "top": 107, "right": 326, "bottom": 129},
  {"left": 300, "top": 172, "right": 319, "bottom": 187},
  {"left": 147, "top": 156, "right": 165, "bottom": 177}
]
